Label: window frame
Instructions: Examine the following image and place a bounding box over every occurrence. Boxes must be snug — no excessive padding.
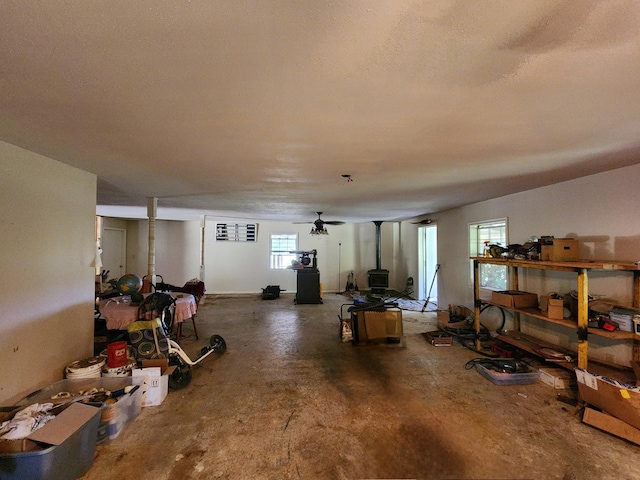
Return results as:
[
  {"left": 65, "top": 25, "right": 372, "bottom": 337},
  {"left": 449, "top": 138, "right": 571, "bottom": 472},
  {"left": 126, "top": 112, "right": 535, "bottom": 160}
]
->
[
  {"left": 469, "top": 218, "right": 508, "bottom": 291},
  {"left": 269, "top": 233, "right": 298, "bottom": 270}
]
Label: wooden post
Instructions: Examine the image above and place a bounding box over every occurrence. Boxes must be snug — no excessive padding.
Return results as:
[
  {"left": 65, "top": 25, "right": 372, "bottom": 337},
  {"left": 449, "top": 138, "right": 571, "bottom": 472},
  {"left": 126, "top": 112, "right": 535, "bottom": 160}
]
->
[
  {"left": 577, "top": 268, "right": 589, "bottom": 369},
  {"left": 473, "top": 259, "right": 482, "bottom": 350},
  {"left": 633, "top": 271, "right": 640, "bottom": 361},
  {"left": 512, "top": 265, "right": 521, "bottom": 331}
]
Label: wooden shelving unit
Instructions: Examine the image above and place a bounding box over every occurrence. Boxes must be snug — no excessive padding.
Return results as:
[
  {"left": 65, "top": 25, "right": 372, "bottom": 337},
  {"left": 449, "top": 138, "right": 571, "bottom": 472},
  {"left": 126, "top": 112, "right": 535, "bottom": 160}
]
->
[{"left": 471, "top": 257, "right": 640, "bottom": 370}]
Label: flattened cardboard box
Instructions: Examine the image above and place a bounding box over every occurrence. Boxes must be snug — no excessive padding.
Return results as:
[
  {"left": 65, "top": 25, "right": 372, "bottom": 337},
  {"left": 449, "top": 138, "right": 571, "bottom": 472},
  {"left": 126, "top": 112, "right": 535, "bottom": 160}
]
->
[
  {"left": 30, "top": 403, "right": 98, "bottom": 445},
  {"left": 575, "top": 368, "right": 640, "bottom": 430},
  {"left": 583, "top": 407, "right": 640, "bottom": 446},
  {"left": 425, "top": 330, "right": 453, "bottom": 346}
]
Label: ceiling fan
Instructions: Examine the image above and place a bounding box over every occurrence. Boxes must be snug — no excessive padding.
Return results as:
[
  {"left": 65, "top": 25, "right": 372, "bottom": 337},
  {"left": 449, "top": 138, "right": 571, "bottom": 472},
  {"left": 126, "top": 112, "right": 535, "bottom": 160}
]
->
[{"left": 294, "top": 212, "right": 345, "bottom": 235}]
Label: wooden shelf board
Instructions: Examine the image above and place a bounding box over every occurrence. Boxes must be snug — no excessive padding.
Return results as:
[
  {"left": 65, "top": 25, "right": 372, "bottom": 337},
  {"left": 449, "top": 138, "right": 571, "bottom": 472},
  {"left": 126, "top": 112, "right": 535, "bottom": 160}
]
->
[
  {"left": 480, "top": 301, "right": 637, "bottom": 340},
  {"left": 496, "top": 331, "right": 575, "bottom": 370},
  {"left": 471, "top": 256, "right": 640, "bottom": 272}
]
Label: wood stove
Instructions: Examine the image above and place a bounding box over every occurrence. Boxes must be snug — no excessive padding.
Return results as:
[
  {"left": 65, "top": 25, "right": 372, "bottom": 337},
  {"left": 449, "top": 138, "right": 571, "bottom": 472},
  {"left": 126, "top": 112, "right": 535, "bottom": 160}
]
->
[{"left": 367, "top": 221, "right": 389, "bottom": 294}]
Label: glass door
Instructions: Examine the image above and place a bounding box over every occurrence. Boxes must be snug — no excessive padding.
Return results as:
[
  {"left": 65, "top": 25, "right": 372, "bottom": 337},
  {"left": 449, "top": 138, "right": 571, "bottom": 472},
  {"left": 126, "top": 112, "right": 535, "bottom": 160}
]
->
[{"left": 418, "top": 225, "right": 438, "bottom": 307}]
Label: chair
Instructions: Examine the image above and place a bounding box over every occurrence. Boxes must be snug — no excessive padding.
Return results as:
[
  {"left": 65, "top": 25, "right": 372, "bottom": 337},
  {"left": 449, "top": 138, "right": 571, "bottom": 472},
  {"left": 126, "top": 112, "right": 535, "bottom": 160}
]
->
[
  {"left": 142, "top": 274, "right": 180, "bottom": 293},
  {"left": 173, "top": 279, "right": 205, "bottom": 341},
  {"left": 137, "top": 292, "right": 177, "bottom": 338}
]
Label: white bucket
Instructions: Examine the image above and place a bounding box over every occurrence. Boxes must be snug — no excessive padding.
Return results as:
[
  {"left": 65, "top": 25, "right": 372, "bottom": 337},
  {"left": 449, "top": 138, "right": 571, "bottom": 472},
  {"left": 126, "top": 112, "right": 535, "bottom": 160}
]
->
[
  {"left": 65, "top": 356, "right": 105, "bottom": 379},
  {"left": 102, "top": 358, "right": 137, "bottom": 377}
]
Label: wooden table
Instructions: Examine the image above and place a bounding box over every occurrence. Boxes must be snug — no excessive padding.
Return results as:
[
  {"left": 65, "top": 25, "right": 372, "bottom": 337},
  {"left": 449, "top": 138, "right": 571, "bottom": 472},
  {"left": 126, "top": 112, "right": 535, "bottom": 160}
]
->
[{"left": 97, "top": 292, "right": 197, "bottom": 330}]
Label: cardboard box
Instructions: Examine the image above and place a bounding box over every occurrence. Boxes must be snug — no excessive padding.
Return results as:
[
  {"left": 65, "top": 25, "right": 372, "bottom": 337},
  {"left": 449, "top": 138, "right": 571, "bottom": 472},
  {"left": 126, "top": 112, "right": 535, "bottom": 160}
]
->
[
  {"left": 425, "top": 330, "right": 453, "bottom": 346},
  {"left": 352, "top": 308, "right": 402, "bottom": 343},
  {"left": 541, "top": 238, "right": 579, "bottom": 262},
  {"left": 583, "top": 407, "right": 640, "bottom": 446},
  {"left": 437, "top": 306, "right": 472, "bottom": 329},
  {"left": 575, "top": 368, "right": 640, "bottom": 431},
  {"left": 539, "top": 367, "right": 575, "bottom": 389},
  {"left": 131, "top": 359, "right": 176, "bottom": 407},
  {"left": 491, "top": 290, "right": 538, "bottom": 309},
  {"left": 0, "top": 402, "right": 101, "bottom": 480},
  {"left": 540, "top": 295, "right": 564, "bottom": 320}
]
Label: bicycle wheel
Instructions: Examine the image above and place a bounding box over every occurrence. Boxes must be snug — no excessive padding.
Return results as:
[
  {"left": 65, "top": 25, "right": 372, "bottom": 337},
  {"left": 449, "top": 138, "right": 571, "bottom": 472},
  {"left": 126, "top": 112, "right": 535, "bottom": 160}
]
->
[
  {"left": 168, "top": 364, "right": 192, "bottom": 390},
  {"left": 210, "top": 334, "right": 226, "bottom": 354}
]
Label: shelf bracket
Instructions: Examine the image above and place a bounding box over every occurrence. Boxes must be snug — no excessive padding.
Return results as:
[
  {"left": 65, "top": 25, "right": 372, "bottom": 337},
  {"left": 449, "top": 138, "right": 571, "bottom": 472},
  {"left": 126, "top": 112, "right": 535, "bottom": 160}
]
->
[{"left": 577, "top": 327, "right": 589, "bottom": 342}]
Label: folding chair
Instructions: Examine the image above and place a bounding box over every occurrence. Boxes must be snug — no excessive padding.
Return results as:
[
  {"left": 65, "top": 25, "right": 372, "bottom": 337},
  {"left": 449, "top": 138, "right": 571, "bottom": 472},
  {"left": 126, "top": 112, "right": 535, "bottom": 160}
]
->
[{"left": 173, "top": 280, "right": 205, "bottom": 341}]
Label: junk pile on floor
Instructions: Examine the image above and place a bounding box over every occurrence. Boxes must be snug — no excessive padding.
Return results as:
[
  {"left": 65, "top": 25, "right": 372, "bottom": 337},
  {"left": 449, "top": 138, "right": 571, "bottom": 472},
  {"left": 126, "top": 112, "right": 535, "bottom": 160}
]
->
[
  {"left": 0, "top": 350, "right": 178, "bottom": 479},
  {"left": 576, "top": 363, "right": 640, "bottom": 445},
  {"left": 339, "top": 299, "right": 403, "bottom": 345},
  {"left": 1, "top": 314, "right": 226, "bottom": 479},
  {"left": 261, "top": 285, "right": 285, "bottom": 300},
  {"left": 425, "top": 301, "right": 640, "bottom": 445},
  {"left": 0, "top": 378, "right": 140, "bottom": 480}
]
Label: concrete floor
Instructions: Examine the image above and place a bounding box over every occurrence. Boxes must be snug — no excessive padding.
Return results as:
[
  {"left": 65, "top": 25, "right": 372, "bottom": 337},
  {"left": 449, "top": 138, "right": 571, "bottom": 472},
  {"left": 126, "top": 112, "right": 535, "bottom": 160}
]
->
[{"left": 82, "top": 293, "right": 640, "bottom": 480}]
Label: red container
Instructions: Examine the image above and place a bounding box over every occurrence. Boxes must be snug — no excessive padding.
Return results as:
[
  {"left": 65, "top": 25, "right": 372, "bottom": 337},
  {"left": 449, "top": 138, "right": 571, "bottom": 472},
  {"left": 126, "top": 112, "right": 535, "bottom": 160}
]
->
[{"left": 107, "top": 341, "right": 128, "bottom": 368}]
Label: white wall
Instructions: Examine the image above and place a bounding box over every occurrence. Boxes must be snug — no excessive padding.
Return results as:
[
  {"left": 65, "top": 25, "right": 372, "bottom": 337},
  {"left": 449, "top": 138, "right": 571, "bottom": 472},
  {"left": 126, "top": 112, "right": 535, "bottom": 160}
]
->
[
  {"left": 203, "top": 219, "right": 363, "bottom": 295},
  {"left": 112, "top": 217, "right": 398, "bottom": 296},
  {"left": 114, "top": 217, "right": 410, "bottom": 295},
  {"left": 0, "top": 141, "right": 96, "bottom": 403},
  {"left": 118, "top": 218, "right": 202, "bottom": 288},
  {"left": 427, "top": 163, "right": 640, "bottom": 366}
]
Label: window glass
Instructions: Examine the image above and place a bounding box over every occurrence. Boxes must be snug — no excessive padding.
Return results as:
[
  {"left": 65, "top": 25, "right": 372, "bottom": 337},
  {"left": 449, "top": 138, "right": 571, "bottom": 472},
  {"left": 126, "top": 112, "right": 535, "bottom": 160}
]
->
[
  {"left": 469, "top": 219, "right": 507, "bottom": 290},
  {"left": 270, "top": 233, "right": 297, "bottom": 269}
]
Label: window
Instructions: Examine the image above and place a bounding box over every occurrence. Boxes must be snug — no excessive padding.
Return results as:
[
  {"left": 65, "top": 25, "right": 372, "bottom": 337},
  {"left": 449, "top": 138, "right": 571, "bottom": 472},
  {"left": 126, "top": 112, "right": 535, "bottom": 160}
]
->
[
  {"left": 270, "top": 233, "right": 297, "bottom": 269},
  {"left": 216, "top": 223, "right": 257, "bottom": 241},
  {"left": 469, "top": 218, "right": 507, "bottom": 290}
]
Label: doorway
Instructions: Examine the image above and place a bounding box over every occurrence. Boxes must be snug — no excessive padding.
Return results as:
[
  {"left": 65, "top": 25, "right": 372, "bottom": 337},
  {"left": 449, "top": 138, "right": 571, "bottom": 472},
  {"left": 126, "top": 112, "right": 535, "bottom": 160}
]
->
[
  {"left": 418, "top": 225, "right": 438, "bottom": 306},
  {"left": 102, "top": 227, "right": 126, "bottom": 282}
]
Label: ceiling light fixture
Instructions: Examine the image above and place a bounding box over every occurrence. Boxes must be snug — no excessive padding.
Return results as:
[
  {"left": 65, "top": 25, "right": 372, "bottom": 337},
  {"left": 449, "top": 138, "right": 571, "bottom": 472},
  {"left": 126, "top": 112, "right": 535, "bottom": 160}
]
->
[
  {"left": 341, "top": 174, "right": 353, "bottom": 183},
  {"left": 310, "top": 225, "right": 329, "bottom": 235}
]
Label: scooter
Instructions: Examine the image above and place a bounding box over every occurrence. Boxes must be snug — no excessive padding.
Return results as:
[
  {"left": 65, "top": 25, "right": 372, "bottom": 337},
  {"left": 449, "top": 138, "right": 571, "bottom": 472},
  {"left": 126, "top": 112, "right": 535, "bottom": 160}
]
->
[
  {"left": 166, "top": 334, "right": 226, "bottom": 389},
  {"left": 137, "top": 292, "right": 226, "bottom": 389}
]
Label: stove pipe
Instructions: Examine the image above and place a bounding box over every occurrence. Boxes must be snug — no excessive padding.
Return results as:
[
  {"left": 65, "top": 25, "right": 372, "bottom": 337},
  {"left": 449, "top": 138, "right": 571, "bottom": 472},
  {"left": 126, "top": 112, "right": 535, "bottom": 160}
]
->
[
  {"left": 368, "top": 221, "right": 389, "bottom": 293},
  {"left": 374, "top": 221, "right": 382, "bottom": 270}
]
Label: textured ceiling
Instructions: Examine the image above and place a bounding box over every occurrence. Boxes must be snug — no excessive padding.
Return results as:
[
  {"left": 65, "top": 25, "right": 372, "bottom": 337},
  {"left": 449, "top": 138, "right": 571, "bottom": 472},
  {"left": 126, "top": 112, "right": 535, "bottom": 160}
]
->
[{"left": 1, "top": 1, "right": 639, "bottom": 222}]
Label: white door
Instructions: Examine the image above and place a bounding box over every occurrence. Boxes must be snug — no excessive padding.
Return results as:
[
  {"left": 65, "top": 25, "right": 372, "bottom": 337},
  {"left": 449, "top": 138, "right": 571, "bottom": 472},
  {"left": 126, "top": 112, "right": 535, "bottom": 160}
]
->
[
  {"left": 102, "top": 227, "right": 126, "bottom": 282},
  {"left": 418, "top": 225, "right": 438, "bottom": 308}
]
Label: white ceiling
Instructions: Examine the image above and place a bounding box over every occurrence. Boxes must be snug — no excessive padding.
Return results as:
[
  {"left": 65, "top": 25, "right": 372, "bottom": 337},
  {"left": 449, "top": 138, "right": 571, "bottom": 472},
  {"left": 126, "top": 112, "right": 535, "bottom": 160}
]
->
[{"left": 2, "top": 1, "right": 640, "bottom": 223}]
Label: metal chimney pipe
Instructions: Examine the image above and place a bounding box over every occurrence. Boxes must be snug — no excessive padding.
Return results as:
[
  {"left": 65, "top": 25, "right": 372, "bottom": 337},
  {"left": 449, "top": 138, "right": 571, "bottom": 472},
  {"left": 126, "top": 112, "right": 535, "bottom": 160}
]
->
[{"left": 374, "top": 221, "right": 382, "bottom": 270}]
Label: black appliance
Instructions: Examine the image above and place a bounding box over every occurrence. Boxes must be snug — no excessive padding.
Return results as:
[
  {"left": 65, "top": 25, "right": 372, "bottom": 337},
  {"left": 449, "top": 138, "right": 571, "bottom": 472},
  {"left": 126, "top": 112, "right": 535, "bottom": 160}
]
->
[
  {"left": 367, "top": 221, "right": 389, "bottom": 294},
  {"left": 290, "top": 250, "right": 322, "bottom": 304}
]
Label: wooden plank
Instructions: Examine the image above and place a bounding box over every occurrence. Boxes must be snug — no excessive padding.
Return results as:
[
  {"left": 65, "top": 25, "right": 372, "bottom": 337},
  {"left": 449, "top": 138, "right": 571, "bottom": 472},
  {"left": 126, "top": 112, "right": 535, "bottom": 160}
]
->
[
  {"left": 577, "top": 269, "right": 588, "bottom": 370},
  {"left": 479, "top": 301, "right": 637, "bottom": 340},
  {"left": 496, "top": 331, "right": 574, "bottom": 369},
  {"left": 471, "top": 257, "right": 640, "bottom": 272},
  {"left": 473, "top": 259, "right": 482, "bottom": 351}
]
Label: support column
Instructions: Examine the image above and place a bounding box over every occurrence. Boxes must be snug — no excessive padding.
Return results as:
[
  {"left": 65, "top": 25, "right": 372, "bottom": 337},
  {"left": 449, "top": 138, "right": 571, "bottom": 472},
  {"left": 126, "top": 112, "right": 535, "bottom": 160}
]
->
[
  {"left": 512, "top": 266, "right": 521, "bottom": 331},
  {"left": 143, "top": 197, "right": 157, "bottom": 293},
  {"left": 577, "top": 268, "right": 589, "bottom": 370},
  {"left": 199, "top": 215, "right": 206, "bottom": 281},
  {"left": 473, "top": 259, "right": 482, "bottom": 350}
]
